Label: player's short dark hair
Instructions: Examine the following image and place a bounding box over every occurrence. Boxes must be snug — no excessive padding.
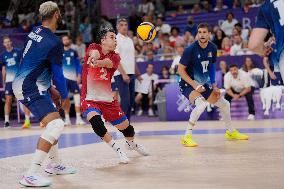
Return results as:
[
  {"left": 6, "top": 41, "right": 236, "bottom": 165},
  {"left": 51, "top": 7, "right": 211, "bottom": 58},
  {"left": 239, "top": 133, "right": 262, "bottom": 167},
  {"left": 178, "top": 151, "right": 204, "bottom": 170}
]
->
[
  {"left": 96, "top": 27, "right": 116, "bottom": 44},
  {"left": 229, "top": 64, "right": 238, "bottom": 69},
  {"left": 197, "top": 23, "right": 209, "bottom": 31}
]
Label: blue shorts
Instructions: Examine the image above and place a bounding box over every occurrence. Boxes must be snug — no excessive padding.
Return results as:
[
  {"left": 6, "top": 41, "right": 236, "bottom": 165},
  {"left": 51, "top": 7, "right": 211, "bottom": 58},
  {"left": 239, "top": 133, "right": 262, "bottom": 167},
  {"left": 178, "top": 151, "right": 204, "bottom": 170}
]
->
[
  {"left": 179, "top": 83, "right": 213, "bottom": 100},
  {"left": 271, "top": 72, "right": 284, "bottom": 86},
  {"left": 66, "top": 79, "right": 80, "bottom": 94},
  {"left": 5, "top": 82, "right": 13, "bottom": 96},
  {"left": 111, "top": 82, "right": 118, "bottom": 91},
  {"left": 20, "top": 93, "right": 57, "bottom": 121}
]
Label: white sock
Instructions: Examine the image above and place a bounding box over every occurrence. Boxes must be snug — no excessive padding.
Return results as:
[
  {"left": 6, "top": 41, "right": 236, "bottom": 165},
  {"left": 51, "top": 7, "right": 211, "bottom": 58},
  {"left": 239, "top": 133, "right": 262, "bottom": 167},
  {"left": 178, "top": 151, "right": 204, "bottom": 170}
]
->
[
  {"left": 76, "top": 113, "right": 81, "bottom": 120},
  {"left": 25, "top": 115, "right": 30, "bottom": 121},
  {"left": 214, "top": 98, "right": 234, "bottom": 132},
  {"left": 27, "top": 149, "right": 48, "bottom": 174},
  {"left": 185, "top": 121, "right": 194, "bottom": 135},
  {"left": 48, "top": 143, "right": 59, "bottom": 164},
  {"left": 65, "top": 114, "right": 70, "bottom": 121},
  {"left": 4, "top": 115, "right": 9, "bottom": 123},
  {"left": 108, "top": 140, "right": 121, "bottom": 152}
]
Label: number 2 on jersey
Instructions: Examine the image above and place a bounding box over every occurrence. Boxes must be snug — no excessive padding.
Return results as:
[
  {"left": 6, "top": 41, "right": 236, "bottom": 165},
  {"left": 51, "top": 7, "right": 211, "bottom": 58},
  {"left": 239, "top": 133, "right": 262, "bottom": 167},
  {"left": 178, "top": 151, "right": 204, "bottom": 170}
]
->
[
  {"left": 273, "top": 0, "right": 284, "bottom": 26},
  {"left": 201, "top": 61, "right": 209, "bottom": 73}
]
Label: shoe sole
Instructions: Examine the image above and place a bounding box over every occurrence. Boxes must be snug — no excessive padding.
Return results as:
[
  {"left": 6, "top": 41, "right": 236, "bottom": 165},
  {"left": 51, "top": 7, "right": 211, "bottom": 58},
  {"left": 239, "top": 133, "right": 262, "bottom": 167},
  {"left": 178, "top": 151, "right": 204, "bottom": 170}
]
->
[
  {"left": 45, "top": 170, "right": 77, "bottom": 175},
  {"left": 181, "top": 141, "right": 198, "bottom": 147},
  {"left": 225, "top": 136, "right": 249, "bottom": 140},
  {"left": 19, "top": 180, "right": 51, "bottom": 187}
]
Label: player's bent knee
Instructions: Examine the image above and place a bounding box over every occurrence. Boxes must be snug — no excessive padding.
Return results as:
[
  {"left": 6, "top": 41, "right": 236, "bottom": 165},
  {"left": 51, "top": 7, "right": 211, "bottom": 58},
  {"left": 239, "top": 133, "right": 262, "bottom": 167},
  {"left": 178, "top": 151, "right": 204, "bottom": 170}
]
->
[
  {"left": 119, "top": 125, "right": 135, "bottom": 137},
  {"left": 89, "top": 115, "right": 107, "bottom": 137},
  {"left": 115, "top": 119, "right": 129, "bottom": 130},
  {"left": 73, "top": 94, "right": 80, "bottom": 107},
  {"left": 41, "top": 119, "right": 65, "bottom": 144}
]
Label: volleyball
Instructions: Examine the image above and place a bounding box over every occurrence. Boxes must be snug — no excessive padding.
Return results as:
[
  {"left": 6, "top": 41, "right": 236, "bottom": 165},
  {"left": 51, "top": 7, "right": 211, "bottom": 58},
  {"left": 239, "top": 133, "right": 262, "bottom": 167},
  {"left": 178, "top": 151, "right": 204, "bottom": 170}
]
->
[{"left": 137, "top": 22, "right": 157, "bottom": 42}]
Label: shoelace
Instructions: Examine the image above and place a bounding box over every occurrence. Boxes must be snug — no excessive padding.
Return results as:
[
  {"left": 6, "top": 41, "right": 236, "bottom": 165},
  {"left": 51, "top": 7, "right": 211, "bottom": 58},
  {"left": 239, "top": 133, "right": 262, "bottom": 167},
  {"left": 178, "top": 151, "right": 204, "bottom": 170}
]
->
[{"left": 54, "top": 165, "right": 66, "bottom": 171}]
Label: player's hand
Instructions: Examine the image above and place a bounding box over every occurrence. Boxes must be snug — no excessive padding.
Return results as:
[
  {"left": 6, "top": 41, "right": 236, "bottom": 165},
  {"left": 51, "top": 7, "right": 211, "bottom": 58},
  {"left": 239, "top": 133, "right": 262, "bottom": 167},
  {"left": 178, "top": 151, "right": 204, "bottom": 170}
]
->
[
  {"left": 122, "top": 74, "right": 130, "bottom": 84},
  {"left": 263, "top": 37, "right": 275, "bottom": 57},
  {"left": 89, "top": 50, "right": 100, "bottom": 60},
  {"left": 50, "top": 86, "right": 62, "bottom": 109},
  {"left": 269, "top": 72, "right": 277, "bottom": 80},
  {"left": 195, "top": 85, "right": 206, "bottom": 93},
  {"left": 77, "top": 75, "right": 81, "bottom": 85},
  {"left": 136, "top": 75, "right": 143, "bottom": 83}
]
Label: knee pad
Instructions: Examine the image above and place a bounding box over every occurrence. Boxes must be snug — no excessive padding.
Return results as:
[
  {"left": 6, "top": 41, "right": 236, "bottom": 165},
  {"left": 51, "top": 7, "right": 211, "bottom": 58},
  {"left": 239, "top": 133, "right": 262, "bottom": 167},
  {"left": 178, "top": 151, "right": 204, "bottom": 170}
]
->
[
  {"left": 194, "top": 97, "right": 208, "bottom": 114},
  {"left": 119, "top": 125, "right": 135, "bottom": 137},
  {"left": 73, "top": 94, "right": 80, "bottom": 107},
  {"left": 89, "top": 115, "right": 107, "bottom": 137},
  {"left": 41, "top": 119, "right": 65, "bottom": 144}
]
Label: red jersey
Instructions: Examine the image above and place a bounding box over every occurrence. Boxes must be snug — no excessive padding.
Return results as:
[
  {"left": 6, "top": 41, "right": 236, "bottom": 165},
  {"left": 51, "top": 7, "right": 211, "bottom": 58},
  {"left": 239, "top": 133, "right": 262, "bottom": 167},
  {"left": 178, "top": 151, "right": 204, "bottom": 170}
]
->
[{"left": 81, "top": 43, "right": 120, "bottom": 103}]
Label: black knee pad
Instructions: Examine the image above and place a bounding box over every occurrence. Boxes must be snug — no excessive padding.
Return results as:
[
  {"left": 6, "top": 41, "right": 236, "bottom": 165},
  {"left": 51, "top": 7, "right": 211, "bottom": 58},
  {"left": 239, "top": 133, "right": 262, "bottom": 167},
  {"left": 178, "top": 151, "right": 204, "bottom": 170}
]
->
[
  {"left": 119, "top": 125, "right": 135, "bottom": 137},
  {"left": 89, "top": 115, "right": 107, "bottom": 137}
]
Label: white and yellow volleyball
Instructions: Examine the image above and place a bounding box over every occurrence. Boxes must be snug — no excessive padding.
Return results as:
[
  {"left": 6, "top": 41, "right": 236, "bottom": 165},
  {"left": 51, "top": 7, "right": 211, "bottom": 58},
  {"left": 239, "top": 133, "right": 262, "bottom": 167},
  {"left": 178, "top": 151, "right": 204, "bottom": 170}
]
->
[{"left": 137, "top": 22, "right": 157, "bottom": 42}]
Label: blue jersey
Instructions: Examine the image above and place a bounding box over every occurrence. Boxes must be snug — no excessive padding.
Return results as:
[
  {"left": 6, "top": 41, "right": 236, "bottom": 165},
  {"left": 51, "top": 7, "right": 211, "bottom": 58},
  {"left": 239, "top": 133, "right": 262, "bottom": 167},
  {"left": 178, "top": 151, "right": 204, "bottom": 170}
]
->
[
  {"left": 12, "top": 26, "right": 68, "bottom": 100},
  {"left": 179, "top": 41, "right": 217, "bottom": 87},
  {"left": 0, "top": 48, "right": 21, "bottom": 83},
  {"left": 256, "top": 0, "right": 284, "bottom": 63},
  {"left": 62, "top": 48, "right": 81, "bottom": 81}
]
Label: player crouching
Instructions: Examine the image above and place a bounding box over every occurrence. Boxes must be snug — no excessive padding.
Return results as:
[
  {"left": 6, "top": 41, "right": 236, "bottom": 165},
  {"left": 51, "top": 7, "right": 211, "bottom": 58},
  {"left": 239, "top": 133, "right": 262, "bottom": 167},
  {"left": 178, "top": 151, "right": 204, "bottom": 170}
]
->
[
  {"left": 178, "top": 23, "right": 249, "bottom": 147},
  {"left": 80, "top": 27, "right": 148, "bottom": 163}
]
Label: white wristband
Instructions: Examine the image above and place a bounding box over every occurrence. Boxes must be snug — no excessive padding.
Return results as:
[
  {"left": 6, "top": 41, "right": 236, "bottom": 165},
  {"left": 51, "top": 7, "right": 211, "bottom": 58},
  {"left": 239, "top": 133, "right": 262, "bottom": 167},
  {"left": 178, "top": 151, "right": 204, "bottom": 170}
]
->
[{"left": 195, "top": 85, "right": 203, "bottom": 90}]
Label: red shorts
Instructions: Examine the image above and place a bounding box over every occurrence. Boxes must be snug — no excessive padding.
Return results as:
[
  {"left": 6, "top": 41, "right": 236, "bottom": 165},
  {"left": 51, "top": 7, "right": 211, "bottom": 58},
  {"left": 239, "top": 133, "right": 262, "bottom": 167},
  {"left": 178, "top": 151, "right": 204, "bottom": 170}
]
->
[{"left": 81, "top": 100, "right": 127, "bottom": 125}]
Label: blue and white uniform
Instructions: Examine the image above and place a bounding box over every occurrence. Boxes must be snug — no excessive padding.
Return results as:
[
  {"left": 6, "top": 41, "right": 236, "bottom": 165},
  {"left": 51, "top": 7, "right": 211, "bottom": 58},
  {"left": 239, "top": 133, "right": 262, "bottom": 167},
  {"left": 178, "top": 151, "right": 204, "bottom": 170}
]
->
[
  {"left": 179, "top": 41, "right": 217, "bottom": 99},
  {"left": 0, "top": 48, "right": 21, "bottom": 95},
  {"left": 256, "top": 0, "right": 284, "bottom": 65},
  {"left": 62, "top": 48, "right": 81, "bottom": 93},
  {"left": 12, "top": 26, "right": 68, "bottom": 121}
]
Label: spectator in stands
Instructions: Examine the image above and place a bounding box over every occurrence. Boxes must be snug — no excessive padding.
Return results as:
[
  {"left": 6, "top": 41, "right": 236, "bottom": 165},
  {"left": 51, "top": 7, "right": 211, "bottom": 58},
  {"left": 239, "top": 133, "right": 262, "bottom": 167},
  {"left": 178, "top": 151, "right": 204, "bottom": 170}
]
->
[
  {"left": 64, "top": 0, "right": 76, "bottom": 28},
  {"left": 232, "top": 0, "right": 241, "bottom": 9},
  {"left": 176, "top": 5, "right": 187, "bottom": 15},
  {"left": 138, "top": 0, "right": 155, "bottom": 15},
  {"left": 146, "top": 51, "right": 155, "bottom": 62},
  {"left": 224, "top": 64, "right": 256, "bottom": 120},
  {"left": 234, "top": 23, "right": 249, "bottom": 42},
  {"left": 170, "top": 44, "right": 184, "bottom": 74},
  {"left": 243, "top": 0, "right": 251, "bottom": 13},
  {"left": 18, "top": 19, "right": 31, "bottom": 33},
  {"left": 232, "top": 27, "right": 240, "bottom": 37},
  {"left": 153, "top": 31, "right": 163, "bottom": 49},
  {"left": 169, "top": 27, "right": 184, "bottom": 47},
  {"left": 214, "top": 0, "right": 228, "bottom": 11},
  {"left": 263, "top": 57, "right": 284, "bottom": 86},
  {"left": 183, "top": 31, "right": 195, "bottom": 46},
  {"left": 159, "top": 46, "right": 174, "bottom": 61},
  {"left": 135, "top": 64, "right": 158, "bottom": 116},
  {"left": 236, "top": 41, "right": 254, "bottom": 55},
  {"left": 79, "top": 16, "right": 92, "bottom": 46},
  {"left": 242, "top": 57, "right": 264, "bottom": 88},
  {"left": 71, "top": 35, "right": 86, "bottom": 63},
  {"left": 221, "top": 12, "right": 238, "bottom": 36},
  {"left": 155, "top": 17, "right": 171, "bottom": 34},
  {"left": 202, "top": 0, "right": 211, "bottom": 13},
  {"left": 157, "top": 66, "right": 170, "bottom": 91},
  {"left": 154, "top": 0, "right": 165, "bottom": 15},
  {"left": 212, "top": 28, "right": 226, "bottom": 49},
  {"left": 184, "top": 16, "right": 198, "bottom": 36},
  {"left": 191, "top": 3, "right": 202, "bottom": 14},
  {"left": 230, "top": 34, "right": 243, "bottom": 56},
  {"left": 221, "top": 37, "right": 231, "bottom": 56},
  {"left": 216, "top": 60, "right": 228, "bottom": 88}
]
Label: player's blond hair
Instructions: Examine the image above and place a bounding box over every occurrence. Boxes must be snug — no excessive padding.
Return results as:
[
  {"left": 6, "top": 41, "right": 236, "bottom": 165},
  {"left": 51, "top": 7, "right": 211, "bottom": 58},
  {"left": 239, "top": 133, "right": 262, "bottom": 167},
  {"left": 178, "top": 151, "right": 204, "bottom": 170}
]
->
[{"left": 39, "top": 1, "right": 59, "bottom": 21}]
